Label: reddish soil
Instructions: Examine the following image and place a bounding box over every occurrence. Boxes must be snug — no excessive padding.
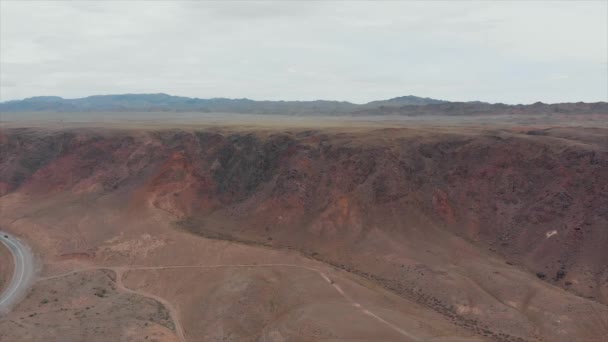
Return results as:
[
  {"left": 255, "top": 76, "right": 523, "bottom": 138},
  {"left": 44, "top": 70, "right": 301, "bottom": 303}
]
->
[
  {"left": 0, "top": 123, "right": 607, "bottom": 341},
  {"left": 0, "top": 269, "right": 179, "bottom": 342}
]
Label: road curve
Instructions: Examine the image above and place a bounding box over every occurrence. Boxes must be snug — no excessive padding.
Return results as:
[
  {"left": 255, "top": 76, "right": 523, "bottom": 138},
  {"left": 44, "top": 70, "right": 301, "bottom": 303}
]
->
[{"left": 0, "top": 231, "right": 35, "bottom": 314}]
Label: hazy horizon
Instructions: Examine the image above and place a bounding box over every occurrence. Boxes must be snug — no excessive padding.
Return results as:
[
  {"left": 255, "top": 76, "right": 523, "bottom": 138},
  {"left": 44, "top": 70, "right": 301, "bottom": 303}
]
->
[
  {"left": 1, "top": 1, "right": 606, "bottom": 104},
  {"left": 1, "top": 92, "right": 607, "bottom": 106}
]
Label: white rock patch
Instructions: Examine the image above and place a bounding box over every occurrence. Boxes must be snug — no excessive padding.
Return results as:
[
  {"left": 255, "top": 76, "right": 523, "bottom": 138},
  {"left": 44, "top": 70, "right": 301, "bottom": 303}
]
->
[{"left": 545, "top": 230, "right": 558, "bottom": 238}]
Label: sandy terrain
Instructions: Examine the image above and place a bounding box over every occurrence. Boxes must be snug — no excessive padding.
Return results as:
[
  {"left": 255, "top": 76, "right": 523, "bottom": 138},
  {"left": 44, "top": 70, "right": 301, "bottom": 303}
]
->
[
  {"left": 0, "top": 117, "right": 607, "bottom": 341},
  {"left": 0, "top": 269, "right": 178, "bottom": 342},
  {"left": 0, "top": 201, "right": 479, "bottom": 341}
]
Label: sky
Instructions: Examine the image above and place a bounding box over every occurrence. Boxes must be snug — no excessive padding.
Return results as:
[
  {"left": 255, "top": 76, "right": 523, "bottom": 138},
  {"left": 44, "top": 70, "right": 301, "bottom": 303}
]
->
[{"left": 0, "top": 1, "right": 606, "bottom": 104}]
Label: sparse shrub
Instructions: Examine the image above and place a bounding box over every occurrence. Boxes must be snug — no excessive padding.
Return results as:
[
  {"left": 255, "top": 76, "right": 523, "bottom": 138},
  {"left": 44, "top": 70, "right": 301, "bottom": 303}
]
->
[{"left": 93, "top": 288, "right": 107, "bottom": 298}]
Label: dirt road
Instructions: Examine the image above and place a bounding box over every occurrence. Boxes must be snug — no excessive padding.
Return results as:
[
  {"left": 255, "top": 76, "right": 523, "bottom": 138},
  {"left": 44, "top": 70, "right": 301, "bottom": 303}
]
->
[{"left": 40, "top": 263, "right": 421, "bottom": 341}]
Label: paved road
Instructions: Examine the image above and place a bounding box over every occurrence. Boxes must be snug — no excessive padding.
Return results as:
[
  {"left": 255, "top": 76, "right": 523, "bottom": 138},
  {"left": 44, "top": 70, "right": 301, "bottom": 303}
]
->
[{"left": 0, "top": 232, "right": 35, "bottom": 313}]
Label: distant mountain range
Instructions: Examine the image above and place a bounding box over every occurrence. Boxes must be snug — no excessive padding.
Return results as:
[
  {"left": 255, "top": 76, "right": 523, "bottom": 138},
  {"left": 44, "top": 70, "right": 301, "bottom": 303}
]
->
[
  {"left": 0, "top": 93, "right": 606, "bottom": 116},
  {"left": 0, "top": 94, "right": 445, "bottom": 114}
]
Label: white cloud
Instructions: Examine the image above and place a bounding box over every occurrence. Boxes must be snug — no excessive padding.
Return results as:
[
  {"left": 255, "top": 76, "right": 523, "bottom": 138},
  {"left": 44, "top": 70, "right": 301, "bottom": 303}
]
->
[{"left": 0, "top": 1, "right": 606, "bottom": 104}]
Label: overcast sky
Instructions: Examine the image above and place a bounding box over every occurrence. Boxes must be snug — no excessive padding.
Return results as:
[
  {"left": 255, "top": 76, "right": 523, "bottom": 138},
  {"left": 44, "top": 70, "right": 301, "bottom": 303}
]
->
[{"left": 1, "top": 1, "right": 606, "bottom": 104}]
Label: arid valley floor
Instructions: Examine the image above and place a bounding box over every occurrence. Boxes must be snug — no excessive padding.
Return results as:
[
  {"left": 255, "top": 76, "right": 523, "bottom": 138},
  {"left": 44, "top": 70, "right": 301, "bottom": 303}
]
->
[{"left": 0, "top": 115, "right": 607, "bottom": 342}]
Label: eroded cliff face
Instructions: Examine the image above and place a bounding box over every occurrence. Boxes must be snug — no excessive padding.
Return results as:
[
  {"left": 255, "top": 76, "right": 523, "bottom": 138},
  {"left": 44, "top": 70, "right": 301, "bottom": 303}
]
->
[{"left": 1, "top": 126, "right": 607, "bottom": 341}]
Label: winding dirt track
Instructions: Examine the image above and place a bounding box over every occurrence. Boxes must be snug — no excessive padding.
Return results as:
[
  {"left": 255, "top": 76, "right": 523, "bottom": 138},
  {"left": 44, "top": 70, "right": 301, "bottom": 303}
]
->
[
  {"left": 2, "top": 231, "right": 420, "bottom": 341},
  {"left": 39, "top": 263, "right": 421, "bottom": 342}
]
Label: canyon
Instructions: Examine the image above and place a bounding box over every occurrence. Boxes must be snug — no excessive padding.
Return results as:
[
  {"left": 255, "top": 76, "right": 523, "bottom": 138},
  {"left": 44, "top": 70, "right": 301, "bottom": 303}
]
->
[{"left": 0, "top": 117, "right": 607, "bottom": 341}]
